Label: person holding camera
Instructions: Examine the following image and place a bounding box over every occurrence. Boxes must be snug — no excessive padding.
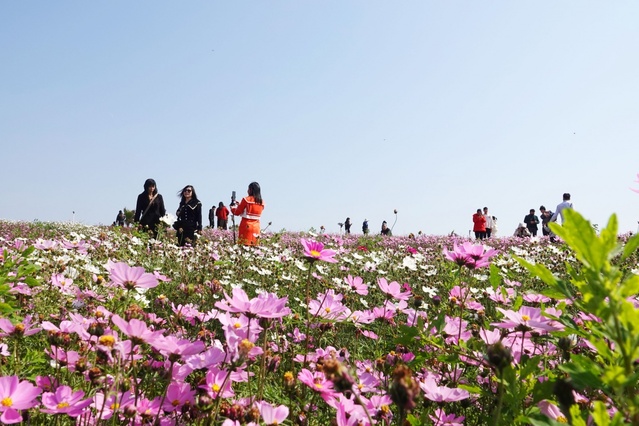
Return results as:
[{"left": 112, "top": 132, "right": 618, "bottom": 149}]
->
[
  {"left": 174, "top": 185, "right": 202, "bottom": 247},
  {"left": 231, "top": 182, "right": 264, "bottom": 246}
]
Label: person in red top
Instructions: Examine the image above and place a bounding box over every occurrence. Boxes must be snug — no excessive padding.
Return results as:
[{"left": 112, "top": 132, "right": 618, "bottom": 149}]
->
[
  {"left": 472, "top": 208, "right": 487, "bottom": 240},
  {"left": 231, "top": 182, "right": 265, "bottom": 246},
  {"left": 215, "top": 202, "right": 230, "bottom": 230}
]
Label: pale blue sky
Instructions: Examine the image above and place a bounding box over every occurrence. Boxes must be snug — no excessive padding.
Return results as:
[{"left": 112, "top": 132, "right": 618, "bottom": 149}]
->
[{"left": 2, "top": 2, "right": 638, "bottom": 236}]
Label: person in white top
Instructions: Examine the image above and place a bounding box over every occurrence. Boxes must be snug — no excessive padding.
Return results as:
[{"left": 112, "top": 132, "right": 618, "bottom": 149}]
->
[
  {"left": 550, "top": 193, "right": 573, "bottom": 224},
  {"left": 483, "top": 207, "right": 494, "bottom": 238}
]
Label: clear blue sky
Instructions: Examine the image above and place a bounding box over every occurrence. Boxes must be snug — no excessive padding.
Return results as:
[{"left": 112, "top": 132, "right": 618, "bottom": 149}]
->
[{"left": 2, "top": 2, "right": 638, "bottom": 236}]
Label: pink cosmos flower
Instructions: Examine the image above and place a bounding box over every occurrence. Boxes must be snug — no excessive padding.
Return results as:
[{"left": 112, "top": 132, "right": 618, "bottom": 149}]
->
[
  {"left": 492, "top": 306, "right": 561, "bottom": 333},
  {"left": 419, "top": 378, "right": 470, "bottom": 402},
  {"left": 215, "top": 287, "right": 291, "bottom": 319},
  {"left": 200, "top": 367, "right": 235, "bottom": 399},
  {"left": 0, "top": 376, "right": 42, "bottom": 424},
  {"left": 0, "top": 315, "right": 41, "bottom": 338},
  {"left": 162, "top": 381, "right": 196, "bottom": 413},
  {"left": 443, "top": 242, "right": 498, "bottom": 269},
  {"left": 41, "top": 385, "right": 92, "bottom": 417},
  {"left": 429, "top": 408, "right": 465, "bottom": 426},
  {"left": 377, "top": 278, "right": 411, "bottom": 301},
  {"left": 344, "top": 275, "right": 368, "bottom": 295},
  {"left": 308, "top": 290, "right": 351, "bottom": 321},
  {"left": 538, "top": 400, "right": 568, "bottom": 423},
  {"left": 257, "top": 401, "right": 289, "bottom": 425},
  {"left": 107, "top": 260, "right": 159, "bottom": 290},
  {"left": 111, "top": 315, "right": 163, "bottom": 346},
  {"left": 300, "top": 239, "right": 338, "bottom": 263},
  {"left": 151, "top": 335, "right": 206, "bottom": 361},
  {"left": 298, "top": 368, "right": 338, "bottom": 406},
  {"left": 92, "top": 391, "right": 136, "bottom": 420}
]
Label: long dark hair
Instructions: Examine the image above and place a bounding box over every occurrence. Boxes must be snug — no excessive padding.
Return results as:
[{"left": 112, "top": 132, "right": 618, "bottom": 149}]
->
[
  {"left": 144, "top": 178, "right": 158, "bottom": 195},
  {"left": 177, "top": 185, "right": 199, "bottom": 205},
  {"left": 248, "top": 182, "right": 262, "bottom": 204}
]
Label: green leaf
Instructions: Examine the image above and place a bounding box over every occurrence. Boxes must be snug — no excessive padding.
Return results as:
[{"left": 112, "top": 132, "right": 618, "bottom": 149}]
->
[
  {"left": 621, "top": 232, "right": 639, "bottom": 262},
  {"left": 489, "top": 263, "right": 502, "bottom": 290},
  {"left": 591, "top": 401, "right": 610, "bottom": 426}
]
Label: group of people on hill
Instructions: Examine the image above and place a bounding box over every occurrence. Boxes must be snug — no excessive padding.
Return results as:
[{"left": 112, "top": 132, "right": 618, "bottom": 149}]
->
[
  {"left": 132, "top": 178, "right": 264, "bottom": 247},
  {"left": 514, "top": 193, "right": 573, "bottom": 239},
  {"left": 472, "top": 207, "right": 497, "bottom": 240},
  {"left": 343, "top": 218, "right": 392, "bottom": 236}
]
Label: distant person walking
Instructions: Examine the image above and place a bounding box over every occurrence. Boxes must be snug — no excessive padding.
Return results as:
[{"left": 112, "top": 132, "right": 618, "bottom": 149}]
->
[
  {"left": 362, "top": 219, "right": 369, "bottom": 235},
  {"left": 134, "top": 178, "right": 166, "bottom": 237},
  {"left": 216, "top": 202, "right": 230, "bottom": 230},
  {"left": 231, "top": 181, "right": 265, "bottom": 246},
  {"left": 483, "top": 207, "right": 494, "bottom": 238},
  {"left": 472, "top": 209, "right": 486, "bottom": 240},
  {"left": 208, "top": 206, "right": 216, "bottom": 228},
  {"left": 550, "top": 193, "right": 573, "bottom": 224},
  {"left": 175, "top": 185, "right": 202, "bottom": 247},
  {"left": 523, "top": 209, "right": 540, "bottom": 237},
  {"left": 116, "top": 210, "right": 125, "bottom": 227},
  {"left": 344, "top": 217, "right": 352, "bottom": 234},
  {"left": 539, "top": 205, "right": 553, "bottom": 236}
]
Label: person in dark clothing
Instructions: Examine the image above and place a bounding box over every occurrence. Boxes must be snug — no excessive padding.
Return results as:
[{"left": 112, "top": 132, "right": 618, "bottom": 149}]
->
[
  {"left": 362, "top": 219, "right": 369, "bottom": 235},
  {"left": 523, "top": 209, "right": 540, "bottom": 237},
  {"left": 134, "top": 178, "right": 166, "bottom": 237},
  {"left": 344, "top": 217, "right": 352, "bottom": 234},
  {"left": 116, "top": 210, "right": 125, "bottom": 226},
  {"left": 175, "top": 185, "right": 202, "bottom": 247},
  {"left": 381, "top": 220, "right": 392, "bottom": 236},
  {"left": 208, "top": 206, "right": 216, "bottom": 228},
  {"left": 539, "top": 205, "right": 553, "bottom": 236}
]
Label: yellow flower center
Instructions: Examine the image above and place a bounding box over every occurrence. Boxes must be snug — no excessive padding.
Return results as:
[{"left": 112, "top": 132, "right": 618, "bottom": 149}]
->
[
  {"left": 212, "top": 384, "right": 221, "bottom": 392},
  {"left": 325, "top": 307, "right": 331, "bottom": 313},
  {"left": 310, "top": 250, "right": 321, "bottom": 257},
  {"left": 57, "top": 402, "right": 70, "bottom": 409},
  {"left": 522, "top": 315, "right": 530, "bottom": 321},
  {"left": 557, "top": 416, "right": 567, "bottom": 423},
  {"left": 1, "top": 397, "right": 12, "bottom": 407},
  {"left": 172, "top": 399, "right": 180, "bottom": 406},
  {"left": 99, "top": 335, "right": 116, "bottom": 347},
  {"left": 234, "top": 322, "right": 242, "bottom": 329},
  {"left": 110, "top": 403, "right": 120, "bottom": 410}
]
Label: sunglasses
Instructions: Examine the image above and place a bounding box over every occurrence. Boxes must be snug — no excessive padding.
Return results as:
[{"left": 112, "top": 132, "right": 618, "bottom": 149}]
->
[{"left": 184, "top": 188, "right": 192, "bottom": 193}]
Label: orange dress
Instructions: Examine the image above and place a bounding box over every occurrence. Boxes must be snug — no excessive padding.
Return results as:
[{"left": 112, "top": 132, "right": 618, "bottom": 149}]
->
[{"left": 231, "top": 196, "right": 264, "bottom": 245}]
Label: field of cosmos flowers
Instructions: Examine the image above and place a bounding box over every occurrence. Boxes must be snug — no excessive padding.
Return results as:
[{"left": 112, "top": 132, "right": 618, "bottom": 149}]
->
[{"left": 0, "top": 209, "right": 639, "bottom": 425}]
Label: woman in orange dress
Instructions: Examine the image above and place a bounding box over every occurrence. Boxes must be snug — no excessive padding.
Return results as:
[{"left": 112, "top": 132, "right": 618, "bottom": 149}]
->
[{"left": 231, "top": 182, "right": 264, "bottom": 246}]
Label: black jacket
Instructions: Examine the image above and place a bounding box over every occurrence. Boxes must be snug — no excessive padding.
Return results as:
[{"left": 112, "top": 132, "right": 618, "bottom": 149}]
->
[
  {"left": 176, "top": 199, "right": 202, "bottom": 232},
  {"left": 135, "top": 193, "right": 166, "bottom": 229}
]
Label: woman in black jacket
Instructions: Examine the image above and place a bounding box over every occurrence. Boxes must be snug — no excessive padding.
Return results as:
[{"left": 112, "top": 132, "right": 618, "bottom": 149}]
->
[
  {"left": 175, "top": 185, "right": 202, "bottom": 246},
  {"left": 134, "top": 178, "right": 166, "bottom": 237}
]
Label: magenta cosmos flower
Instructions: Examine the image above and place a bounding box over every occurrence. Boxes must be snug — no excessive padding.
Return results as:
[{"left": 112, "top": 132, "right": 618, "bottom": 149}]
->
[
  {"left": 300, "top": 238, "right": 337, "bottom": 263},
  {"left": 377, "top": 278, "right": 411, "bottom": 301},
  {"left": 41, "top": 385, "right": 92, "bottom": 417},
  {"left": 107, "top": 261, "right": 159, "bottom": 290},
  {"left": 215, "top": 287, "right": 291, "bottom": 319},
  {"left": 0, "top": 376, "right": 42, "bottom": 424},
  {"left": 443, "top": 242, "right": 498, "bottom": 269},
  {"left": 492, "top": 306, "right": 561, "bottom": 333},
  {"left": 0, "top": 315, "right": 41, "bottom": 338}
]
